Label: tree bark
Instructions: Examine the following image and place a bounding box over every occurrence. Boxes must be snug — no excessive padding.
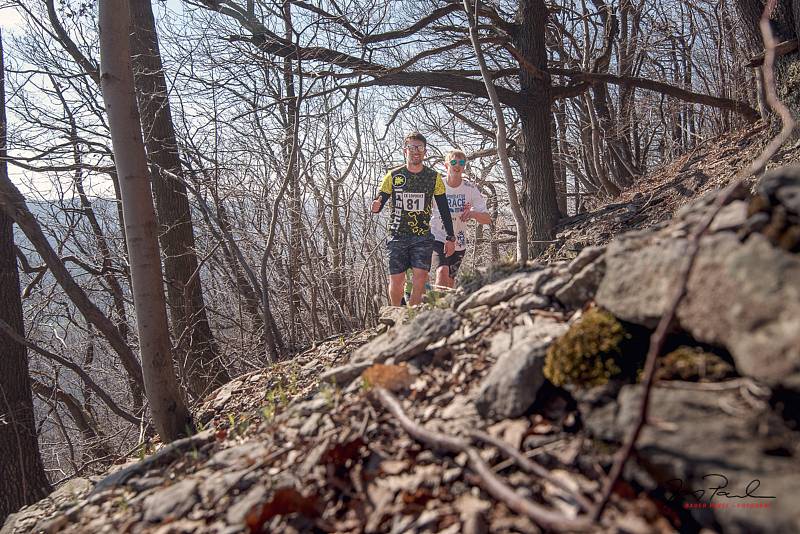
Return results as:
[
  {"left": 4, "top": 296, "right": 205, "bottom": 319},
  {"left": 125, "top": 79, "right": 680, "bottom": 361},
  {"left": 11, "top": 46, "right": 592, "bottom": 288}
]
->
[
  {"left": 516, "top": 0, "right": 561, "bottom": 255},
  {"left": 129, "top": 0, "right": 228, "bottom": 398},
  {"left": 735, "top": 0, "right": 800, "bottom": 121},
  {"left": 283, "top": 2, "right": 303, "bottom": 350},
  {"left": 98, "top": 0, "right": 192, "bottom": 442},
  {"left": 0, "top": 31, "right": 52, "bottom": 523}
]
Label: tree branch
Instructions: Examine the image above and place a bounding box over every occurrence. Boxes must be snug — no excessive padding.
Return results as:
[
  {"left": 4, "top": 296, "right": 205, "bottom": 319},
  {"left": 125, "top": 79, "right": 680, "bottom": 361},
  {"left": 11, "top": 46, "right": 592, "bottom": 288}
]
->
[
  {"left": 374, "top": 387, "right": 592, "bottom": 531},
  {"left": 550, "top": 69, "right": 759, "bottom": 121},
  {"left": 0, "top": 318, "right": 140, "bottom": 426}
]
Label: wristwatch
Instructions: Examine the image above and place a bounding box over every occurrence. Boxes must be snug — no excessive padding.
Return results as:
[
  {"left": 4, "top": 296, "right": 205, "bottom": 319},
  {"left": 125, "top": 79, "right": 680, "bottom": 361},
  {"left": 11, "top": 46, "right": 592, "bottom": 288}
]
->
[{"left": 445, "top": 235, "right": 456, "bottom": 242}]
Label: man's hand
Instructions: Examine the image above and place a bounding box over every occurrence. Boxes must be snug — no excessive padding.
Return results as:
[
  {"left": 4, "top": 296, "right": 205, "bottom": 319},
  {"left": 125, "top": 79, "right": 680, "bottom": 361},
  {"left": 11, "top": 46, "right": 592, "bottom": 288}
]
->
[
  {"left": 460, "top": 202, "right": 473, "bottom": 222},
  {"left": 371, "top": 198, "right": 382, "bottom": 214},
  {"left": 444, "top": 239, "right": 455, "bottom": 257}
]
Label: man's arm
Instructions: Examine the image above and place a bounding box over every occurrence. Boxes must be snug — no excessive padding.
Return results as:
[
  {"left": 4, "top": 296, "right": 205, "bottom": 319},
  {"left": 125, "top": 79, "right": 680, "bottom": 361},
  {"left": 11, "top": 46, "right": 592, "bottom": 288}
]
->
[
  {"left": 371, "top": 172, "right": 393, "bottom": 213},
  {"left": 462, "top": 185, "right": 491, "bottom": 223},
  {"left": 465, "top": 209, "right": 491, "bottom": 224},
  {"left": 434, "top": 193, "right": 455, "bottom": 237},
  {"left": 371, "top": 192, "right": 390, "bottom": 213},
  {"left": 432, "top": 172, "right": 455, "bottom": 238}
]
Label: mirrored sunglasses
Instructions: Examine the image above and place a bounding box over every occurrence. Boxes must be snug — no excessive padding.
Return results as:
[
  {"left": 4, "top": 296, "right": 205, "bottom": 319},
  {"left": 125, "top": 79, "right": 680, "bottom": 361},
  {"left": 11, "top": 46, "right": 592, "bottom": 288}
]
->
[{"left": 450, "top": 159, "right": 466, "bottom": 166}]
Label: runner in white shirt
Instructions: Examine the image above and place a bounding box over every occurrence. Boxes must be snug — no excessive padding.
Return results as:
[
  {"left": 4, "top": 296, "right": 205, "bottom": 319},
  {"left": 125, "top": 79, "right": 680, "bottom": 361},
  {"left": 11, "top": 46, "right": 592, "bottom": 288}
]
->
[{"left": 430, "top": 149, "right": 492, "bottom": 288}]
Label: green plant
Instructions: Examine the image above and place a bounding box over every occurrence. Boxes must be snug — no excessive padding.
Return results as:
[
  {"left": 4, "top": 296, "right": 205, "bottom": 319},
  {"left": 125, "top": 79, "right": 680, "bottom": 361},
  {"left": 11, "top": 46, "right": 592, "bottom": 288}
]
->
[
  {"left": 655, "top": 346, "right": 734, "bottom": 382},
  {"left": 544, "top": 308, "right": 630, "bottom": 388}
]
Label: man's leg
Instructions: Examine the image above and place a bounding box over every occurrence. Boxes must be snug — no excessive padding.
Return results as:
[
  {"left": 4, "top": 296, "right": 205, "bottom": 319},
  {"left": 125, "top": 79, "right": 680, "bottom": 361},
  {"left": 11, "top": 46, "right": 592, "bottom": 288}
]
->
[
  {"left": 435, "top": 266, "right": 453, "bottom": 288},
  {"left": 387, "top": 237, "right": 411, "bottom": 306},
  {"left": 408, "top": 237, "right": 434, "bottom": 305},
  {"left": 409, "top": 267, "right": 428, "bottom": 305},
  {"left": 388, "top": 273, "right": 406, "bottom": 306}
]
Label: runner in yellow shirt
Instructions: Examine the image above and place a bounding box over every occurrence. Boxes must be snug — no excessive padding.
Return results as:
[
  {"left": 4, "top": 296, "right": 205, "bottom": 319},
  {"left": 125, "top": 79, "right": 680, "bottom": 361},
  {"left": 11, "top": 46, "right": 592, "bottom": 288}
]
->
[{"left": 371, "top": 132, "right": 455, "bottom": 305}]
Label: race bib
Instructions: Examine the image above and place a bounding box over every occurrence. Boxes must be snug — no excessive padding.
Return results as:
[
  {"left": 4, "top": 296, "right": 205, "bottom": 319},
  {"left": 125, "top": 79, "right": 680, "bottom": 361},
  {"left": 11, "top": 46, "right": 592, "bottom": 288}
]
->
[{"left": 398, "top": 192, "right": 425, "bottom": 211}]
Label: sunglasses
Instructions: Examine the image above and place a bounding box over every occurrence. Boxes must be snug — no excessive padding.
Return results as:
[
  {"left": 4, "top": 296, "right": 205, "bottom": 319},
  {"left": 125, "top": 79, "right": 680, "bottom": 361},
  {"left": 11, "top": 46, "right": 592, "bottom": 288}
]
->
[
  {"left": 405, "top": 145, "right": 425, "bottom": 152},
  {"left": 449, "top": 159, "right": 466, "bottom": 166}
]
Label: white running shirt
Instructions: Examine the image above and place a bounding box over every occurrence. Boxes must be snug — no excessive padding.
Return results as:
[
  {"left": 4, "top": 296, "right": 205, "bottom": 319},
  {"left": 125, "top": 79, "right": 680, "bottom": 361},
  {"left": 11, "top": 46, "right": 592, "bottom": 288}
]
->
[{"left": 430, "top": 178, "right": 488, "bottom": 251}]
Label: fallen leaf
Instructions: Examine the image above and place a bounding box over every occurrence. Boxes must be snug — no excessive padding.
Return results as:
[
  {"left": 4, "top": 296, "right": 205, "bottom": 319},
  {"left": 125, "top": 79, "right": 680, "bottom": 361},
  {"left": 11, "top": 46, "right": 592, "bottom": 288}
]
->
[
  {"left": 245, "top": 487, "right": 320, "bottom": 533},
  {"left": 362, "top": 364, "right": 413, "bottom": 392},
  {"left": 322, "top": 437, "right": 366, "bottom": 468}
]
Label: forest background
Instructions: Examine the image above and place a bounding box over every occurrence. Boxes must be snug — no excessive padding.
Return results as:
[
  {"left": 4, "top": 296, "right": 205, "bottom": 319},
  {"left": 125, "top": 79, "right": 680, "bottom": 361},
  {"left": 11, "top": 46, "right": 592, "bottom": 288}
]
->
[{"left": 1, "top": 0, "right": 798, "bottom": 520}]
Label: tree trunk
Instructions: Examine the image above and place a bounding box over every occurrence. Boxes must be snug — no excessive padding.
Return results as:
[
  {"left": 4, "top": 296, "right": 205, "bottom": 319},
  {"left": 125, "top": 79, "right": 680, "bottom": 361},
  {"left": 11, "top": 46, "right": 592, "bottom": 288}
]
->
[
  {"left": 129, "top": 0, "right": 228, "bottom": 398},
  {"left": 466, "top": 0, "right": 528, "bottom": 262},
  {"left": 516, "top": 0, "right": 561, "bottom": 256},
  {"left": 98, "top": 0, "right": 191, "bottom": 442},
  {"left": 735, "top": 0, "right": 800, "bottom": 121},
  {"left": 0, "top": 32, "right": 52, "bottom": 522},
  {"left": 283, "top": 2, "right": 303, "bottom": 350}
]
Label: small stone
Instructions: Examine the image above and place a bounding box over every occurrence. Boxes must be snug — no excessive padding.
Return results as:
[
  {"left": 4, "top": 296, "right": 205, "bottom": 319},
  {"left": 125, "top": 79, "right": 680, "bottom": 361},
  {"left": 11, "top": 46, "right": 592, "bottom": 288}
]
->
[
  {"left": 475, "top": 331, "right": 550, "bottom": 420},
  {"left": 143, "top": 479, "right": 199, "bottom": 523},
  {"left": 299, "top": 412, "right": 321, "bottom": 436},
  {"left": 226, "top": 485, "right": 268, "bottom": 525}
]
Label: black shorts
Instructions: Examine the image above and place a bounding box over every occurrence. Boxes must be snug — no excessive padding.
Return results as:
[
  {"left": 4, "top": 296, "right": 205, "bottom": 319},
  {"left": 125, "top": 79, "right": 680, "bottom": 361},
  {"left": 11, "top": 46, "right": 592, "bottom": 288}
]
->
[
  {"left": 387, "top": 235, "right": 434, "bottom": 274},
  {"left": 431, "top": 241, "right": 466, "bottom": 279}
]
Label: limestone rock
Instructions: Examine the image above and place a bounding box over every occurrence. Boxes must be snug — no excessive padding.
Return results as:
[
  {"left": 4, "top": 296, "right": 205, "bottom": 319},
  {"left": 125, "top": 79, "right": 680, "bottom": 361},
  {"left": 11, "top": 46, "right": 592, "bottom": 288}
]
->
[
  {"left": 457, "top": 270, "right": 550, "bottom": 311},
  {"left": 378, "top": 306, "right": 408, "bottom": 327},
  {"left": 322, "top": 310, "right": 460, "bottom": 386},
  {"left": 567, "top": 245, "right": 605, "bottom": 274},
  {"left": 605, "top": 385, "right": 800, "bottom": 534},
  {"left": 709, "top": 200, "right": 748, "bottom": 232},
  {"left": 474, "top": 319, "right": 569, "bottom": 420},
  {"left": 555, "top": 254, "right": 605, "bottom": 309},
  {"left": 351, "top": 310, "right": 460, "bottom": 365},
  {"left": 596, "top": 232, "right": 800, "bottom": 387},
  {"left": 143, "top": 479, "right": 199, "bottom": 523}
]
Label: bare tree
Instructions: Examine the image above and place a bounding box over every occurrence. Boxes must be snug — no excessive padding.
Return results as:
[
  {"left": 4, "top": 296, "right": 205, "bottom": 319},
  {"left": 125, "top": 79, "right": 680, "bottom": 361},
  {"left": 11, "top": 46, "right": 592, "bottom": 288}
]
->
[
  {"left": 0, "top": 30, "right": 52, "bottom": 523},
  {"left": 98, "top": 0, "right": 192, "bottom": 442},
  {"left": 128, "top": 0, "right": 229, "bottom": 398}
]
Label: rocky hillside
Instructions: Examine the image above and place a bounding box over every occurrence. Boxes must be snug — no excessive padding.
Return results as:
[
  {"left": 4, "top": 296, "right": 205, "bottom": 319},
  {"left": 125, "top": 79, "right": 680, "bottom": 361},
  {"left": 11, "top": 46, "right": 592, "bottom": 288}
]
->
[{"left": 3, "top": 132, "right": 800, "bottom": 534}]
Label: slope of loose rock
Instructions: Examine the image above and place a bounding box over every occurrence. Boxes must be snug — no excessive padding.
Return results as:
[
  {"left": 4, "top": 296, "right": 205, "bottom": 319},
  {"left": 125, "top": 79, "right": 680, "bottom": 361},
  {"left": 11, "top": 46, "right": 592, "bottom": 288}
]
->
[{"left": 4, "top": 136, "right": 800, "bottom": 534}]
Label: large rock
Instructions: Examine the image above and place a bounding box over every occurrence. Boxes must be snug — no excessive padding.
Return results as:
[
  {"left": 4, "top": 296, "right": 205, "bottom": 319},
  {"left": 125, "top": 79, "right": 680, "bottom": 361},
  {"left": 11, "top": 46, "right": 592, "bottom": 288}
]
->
[
  {"left": 596, "top": 232, "right": 800, "bottom": 387},
  {"left": 474, "top": 319, "right": 569, "bottom": 420},
  {"left": 323, "top": 310, "right": 460, "bottom": 386},
  {"left": 351, "top": 310, "right": 460, "bottom": 364},
  {"left": 457, "top": 270, "right": 551, "bottom": 311},
  {"left": 594, "top": 385, "right": 800, "bottom": 534}
]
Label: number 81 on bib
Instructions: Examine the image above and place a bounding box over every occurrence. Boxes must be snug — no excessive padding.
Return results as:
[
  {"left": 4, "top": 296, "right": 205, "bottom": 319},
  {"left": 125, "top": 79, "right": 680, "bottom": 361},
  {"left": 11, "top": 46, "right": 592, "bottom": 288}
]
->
[{"left": 398, "top": 192, "right": 425, "bottom": 211}]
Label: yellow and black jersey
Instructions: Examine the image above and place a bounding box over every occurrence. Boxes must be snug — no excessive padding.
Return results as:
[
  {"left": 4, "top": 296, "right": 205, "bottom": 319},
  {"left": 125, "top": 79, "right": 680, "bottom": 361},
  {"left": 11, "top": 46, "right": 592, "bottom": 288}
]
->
[{"left": 378, "top": 165, "right": 446, "bottom": 237}]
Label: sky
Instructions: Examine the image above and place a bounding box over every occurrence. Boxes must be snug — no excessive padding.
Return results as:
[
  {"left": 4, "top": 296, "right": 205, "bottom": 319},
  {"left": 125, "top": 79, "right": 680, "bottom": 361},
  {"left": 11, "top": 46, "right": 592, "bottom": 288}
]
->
[{"left": 0, "top": 1, "right": 187, "bottom": 200}]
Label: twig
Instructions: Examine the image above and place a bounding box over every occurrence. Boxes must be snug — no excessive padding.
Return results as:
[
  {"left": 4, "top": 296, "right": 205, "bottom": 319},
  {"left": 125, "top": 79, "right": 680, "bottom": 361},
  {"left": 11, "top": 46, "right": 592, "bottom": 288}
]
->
[
  {"left": 373, "top": 387, "right": 592, "bottom": 531},
  {"left": 0, "top": 318, "right": 140, "bottom": 426},
  {"left": 592, "top": 1, "right": 796, "bottom": 521},
  {"left": 469, "top": 429, "right": 595, "bottom": 513}
]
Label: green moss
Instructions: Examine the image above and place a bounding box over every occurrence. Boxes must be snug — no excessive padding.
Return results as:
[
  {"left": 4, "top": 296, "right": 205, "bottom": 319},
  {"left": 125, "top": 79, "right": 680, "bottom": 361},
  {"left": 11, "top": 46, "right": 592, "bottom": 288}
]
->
[
  {"left": 655, "top": 346, "right": 734, "bottom": 382},
  {"left": 544, "top": 308, "right": 630, "bottom": 388}
]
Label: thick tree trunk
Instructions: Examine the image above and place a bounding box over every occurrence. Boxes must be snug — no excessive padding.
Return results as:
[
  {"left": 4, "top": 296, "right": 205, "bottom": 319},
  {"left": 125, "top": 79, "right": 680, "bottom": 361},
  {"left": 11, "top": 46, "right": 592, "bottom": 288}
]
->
[
  {"left": 129, "top": 0, "right": 228, "bottom": 398},
  {"left": 0, "top": 32, "right": 52, "bottom": 523},
  {"left": 516, "top": 0, "right": 561, "bottom": 256},
  {"left": 735, "top": 0, "right": 800, "bottom": 121},
  {"left": 98, "top": 0, "right": 191, "bottom": 442}
]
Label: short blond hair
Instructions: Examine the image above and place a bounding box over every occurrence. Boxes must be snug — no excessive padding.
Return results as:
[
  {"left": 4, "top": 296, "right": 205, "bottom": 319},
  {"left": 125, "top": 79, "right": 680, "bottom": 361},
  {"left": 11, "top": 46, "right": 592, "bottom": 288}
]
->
[{"left": 447, "top": 149, "right": 466, "bottom": 161}]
